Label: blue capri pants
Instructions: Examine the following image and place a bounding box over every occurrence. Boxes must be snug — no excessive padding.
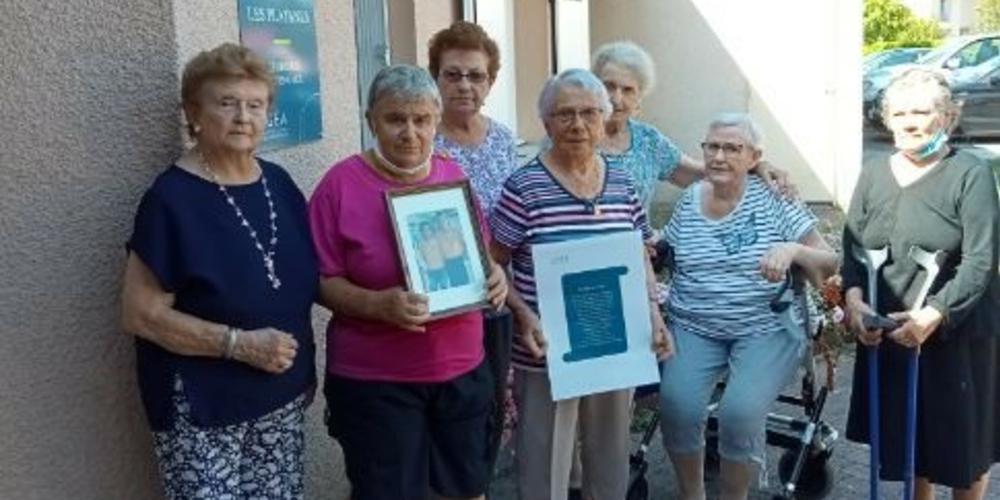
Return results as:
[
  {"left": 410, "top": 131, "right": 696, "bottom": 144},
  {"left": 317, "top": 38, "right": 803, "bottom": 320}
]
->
[{"left": 659, "top": 325, "right": 805, "bottom": 465}]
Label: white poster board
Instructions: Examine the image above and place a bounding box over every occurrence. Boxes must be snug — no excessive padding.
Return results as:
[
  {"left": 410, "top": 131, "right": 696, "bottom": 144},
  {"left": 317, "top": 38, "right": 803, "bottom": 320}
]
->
[{"left": 533, "top": 231, "right": 659, "bottom": 400}]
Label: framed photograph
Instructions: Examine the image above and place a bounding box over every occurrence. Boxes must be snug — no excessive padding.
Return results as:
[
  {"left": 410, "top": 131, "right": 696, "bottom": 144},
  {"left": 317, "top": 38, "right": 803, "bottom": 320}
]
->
[{"left": 386, "top": 180, "right": 491, "bottom": 318}]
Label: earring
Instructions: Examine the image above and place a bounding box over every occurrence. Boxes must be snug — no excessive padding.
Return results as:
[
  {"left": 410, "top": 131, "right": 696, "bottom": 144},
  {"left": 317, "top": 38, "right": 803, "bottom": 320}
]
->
[{"left": 192, "top": 123, "right": 202, "bottom": 135}]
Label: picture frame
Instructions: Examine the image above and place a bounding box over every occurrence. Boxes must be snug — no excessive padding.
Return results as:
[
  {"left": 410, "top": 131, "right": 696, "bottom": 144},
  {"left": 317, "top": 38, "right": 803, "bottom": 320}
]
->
[{"left": 386, "top": 179, "right": 491, "bottom": 318}]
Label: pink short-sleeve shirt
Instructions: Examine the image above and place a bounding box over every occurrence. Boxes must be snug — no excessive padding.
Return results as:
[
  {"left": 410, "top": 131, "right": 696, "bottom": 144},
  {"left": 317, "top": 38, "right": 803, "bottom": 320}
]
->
[{"left": 308, "top": 154, "right": 487, "bottom": 382}]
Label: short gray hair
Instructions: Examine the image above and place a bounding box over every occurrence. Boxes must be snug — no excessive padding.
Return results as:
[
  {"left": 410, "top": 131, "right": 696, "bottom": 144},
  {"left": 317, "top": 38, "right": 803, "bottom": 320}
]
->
[
  {"left": 707, "top": 113, "right": 764, "bottom": 150},
  {"left": 537, "top": 68, "right": 613, "bottom": 119},
  {"left": 880, "top": 67, "right": 960, "bottom": 130},
  {"left": 366, "top": 64, "right": 441, "bottom": 112},
  {"left": 591, "top": 41, "right": 656, "bottom": 96}
]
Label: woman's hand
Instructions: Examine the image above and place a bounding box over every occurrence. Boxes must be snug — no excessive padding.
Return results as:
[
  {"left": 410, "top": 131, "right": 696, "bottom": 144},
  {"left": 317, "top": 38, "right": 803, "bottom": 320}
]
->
[
  {"left": 485, "top": 261, "right": 508, "bottom": 310},
  {"left": 233, "top": 327, "right": 299, "bottom": 374},
  {"left": 760, "top": 242, "right": 799, "bottom": 283},
  {"left": 845, "top": 294, "right": 883, "bottom": 346},
  {"left": 754, "top": 160, "right": 798, "bottom": 198},
  {"left": 513, "top": 307, "right": 547, "bottom": 359},
  {"left": 887, "top": 306, "right": 943, "bottom": 349},
  {"left": 379, "top": 287, "right": 431, "bottom": 333},
  {"left": 650, "top": 306, "right": 674, "bottom": 361}
]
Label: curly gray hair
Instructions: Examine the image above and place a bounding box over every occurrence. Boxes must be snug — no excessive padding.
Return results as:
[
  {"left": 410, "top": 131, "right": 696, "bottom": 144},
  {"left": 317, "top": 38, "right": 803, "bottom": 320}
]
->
[
  {"left": 880, "top": 67, "right": 961, "bottom": 131},
  {"left": 537, "top": 68, "right": 613, "bottom": 119},
  {"left": 591, "top": 41, "right": 656, "bottom": 96}
]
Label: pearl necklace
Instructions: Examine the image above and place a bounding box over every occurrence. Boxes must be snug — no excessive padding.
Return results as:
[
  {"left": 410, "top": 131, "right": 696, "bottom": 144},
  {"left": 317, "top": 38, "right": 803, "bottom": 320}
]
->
[{"left": 199, "top": 153, "right": 281, "bottom": 290}]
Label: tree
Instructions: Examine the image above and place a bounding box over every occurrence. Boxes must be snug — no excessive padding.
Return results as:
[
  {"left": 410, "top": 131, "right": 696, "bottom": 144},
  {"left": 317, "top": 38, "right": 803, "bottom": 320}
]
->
[
  {"left": 978, "top": 0, "right": 1000, "bottom": 32},
  {"left": 864, "top": 0, "right": 944, "bottom": 54}
]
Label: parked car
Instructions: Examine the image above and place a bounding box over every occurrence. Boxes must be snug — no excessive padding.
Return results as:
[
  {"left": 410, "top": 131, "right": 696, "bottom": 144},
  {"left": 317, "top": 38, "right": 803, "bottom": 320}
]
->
[
  {"left": 953, "top": 62, "right": 1000, "bottom": 139},
  {"left": 863, "top": 47, "right": 930, "bottom": 74},
  {"left": 864, "top": 34, "right": 1000, "bottom": 125}
]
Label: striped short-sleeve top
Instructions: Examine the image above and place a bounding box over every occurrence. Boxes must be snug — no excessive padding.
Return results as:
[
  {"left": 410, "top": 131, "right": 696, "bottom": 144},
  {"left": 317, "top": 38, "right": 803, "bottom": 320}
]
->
[
  {"left": 664, "top": 176, "right": 816, "bottom": 340},
  {"left": 490, "top": 155, "right": 652, "bottom": 371}
]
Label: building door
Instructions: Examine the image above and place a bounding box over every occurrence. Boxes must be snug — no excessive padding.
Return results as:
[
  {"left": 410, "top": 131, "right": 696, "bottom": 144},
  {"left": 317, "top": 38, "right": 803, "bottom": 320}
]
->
[{"left": 354, "top": 0, "right": 390, "bottom": 148}]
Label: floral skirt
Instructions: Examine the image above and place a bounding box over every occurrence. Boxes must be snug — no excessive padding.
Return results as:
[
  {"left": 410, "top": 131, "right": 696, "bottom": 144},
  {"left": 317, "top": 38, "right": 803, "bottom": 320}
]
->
[{"left": 152, "top": 382, "right": 306, "bottom": 500}]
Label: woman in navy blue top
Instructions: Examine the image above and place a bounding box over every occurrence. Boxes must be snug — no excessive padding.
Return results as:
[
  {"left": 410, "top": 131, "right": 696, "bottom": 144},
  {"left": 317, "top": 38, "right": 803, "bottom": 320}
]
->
[{"left": 121, "top": 44, "right": 317, "bottom": 500}]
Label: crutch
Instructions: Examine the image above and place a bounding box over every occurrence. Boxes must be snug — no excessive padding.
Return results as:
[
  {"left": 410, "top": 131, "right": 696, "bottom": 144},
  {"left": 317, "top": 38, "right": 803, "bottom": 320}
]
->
[
  {"left": 900, "top": 246, "right": 946, "bottom": 500},
  {"left": 851, "top": 245, "right": 890, "bottom": 500}
]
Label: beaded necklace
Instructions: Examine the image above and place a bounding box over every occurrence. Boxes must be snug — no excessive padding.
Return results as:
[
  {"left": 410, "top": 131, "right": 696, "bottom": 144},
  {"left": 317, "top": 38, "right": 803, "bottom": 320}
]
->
[{"left": 199, "top": 152, "right": 281, "bottom": 290}]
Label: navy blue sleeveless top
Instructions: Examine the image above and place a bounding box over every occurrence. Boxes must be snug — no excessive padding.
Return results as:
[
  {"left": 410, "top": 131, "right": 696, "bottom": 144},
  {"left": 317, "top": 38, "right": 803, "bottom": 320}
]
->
[{"left": 127, "top": 160, "right": 318, "bottom": 431}]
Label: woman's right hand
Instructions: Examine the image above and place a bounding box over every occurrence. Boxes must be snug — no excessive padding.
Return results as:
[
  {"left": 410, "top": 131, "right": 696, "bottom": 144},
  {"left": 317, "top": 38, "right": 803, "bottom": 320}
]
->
[
  {"left": 233, "top": 328, "right": 299, "bottom": 374},
  {"left": 513, "top": 307, "right": 547, "bottom": 359},
  {"left": 378, "top": 287, "right": 431, "bottom": 333},
  {"left": 846, "top": 296, "right": 882, "bottom": 347}
]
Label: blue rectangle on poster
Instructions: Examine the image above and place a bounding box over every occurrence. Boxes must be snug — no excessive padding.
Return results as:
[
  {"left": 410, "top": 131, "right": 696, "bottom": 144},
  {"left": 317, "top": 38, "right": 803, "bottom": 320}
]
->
[{"left": 239, "top": 0, "right": 323, "bottom": 150}]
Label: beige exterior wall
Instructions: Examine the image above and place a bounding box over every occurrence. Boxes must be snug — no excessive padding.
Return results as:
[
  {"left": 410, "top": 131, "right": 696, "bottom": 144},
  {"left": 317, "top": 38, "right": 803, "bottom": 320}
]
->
[
  {"left": 0, "top": 0, "right": 360, "bottom": 498},
  {"left": 513, "top": 0, "right": 553, "bottom": 142},
  {"left": 590, "top": 0, "right": 863, "bottom": 208},
  {"left": 388, "top": 0, "right": 461, "bottom": 66}
]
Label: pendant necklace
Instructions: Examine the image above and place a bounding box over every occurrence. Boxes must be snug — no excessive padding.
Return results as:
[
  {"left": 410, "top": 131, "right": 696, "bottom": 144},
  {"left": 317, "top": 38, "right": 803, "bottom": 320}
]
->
[{"left": 199, "top": 152, "right": 281, "bottom": 290}]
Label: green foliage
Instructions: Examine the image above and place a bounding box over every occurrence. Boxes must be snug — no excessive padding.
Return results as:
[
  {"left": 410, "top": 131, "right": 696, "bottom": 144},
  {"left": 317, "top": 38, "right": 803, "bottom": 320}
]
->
[
  {"left": 978, "top": 0, "right": 1000, "bottom": 33},
  {"left": 864, "top": 0, "right": 944, "bottom": 55}
]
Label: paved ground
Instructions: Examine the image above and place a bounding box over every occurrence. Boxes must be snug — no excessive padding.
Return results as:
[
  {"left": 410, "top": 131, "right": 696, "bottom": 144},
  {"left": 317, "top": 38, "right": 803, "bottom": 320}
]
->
[{"left": 487, "top": 354, "right": 1000, "bottom": 499}]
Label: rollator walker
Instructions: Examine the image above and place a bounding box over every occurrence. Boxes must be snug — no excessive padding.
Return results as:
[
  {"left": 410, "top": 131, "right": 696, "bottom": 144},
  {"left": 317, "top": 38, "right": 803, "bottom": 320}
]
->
[{"left": 626, "top": 242, "right": 839, "bottom": 500}]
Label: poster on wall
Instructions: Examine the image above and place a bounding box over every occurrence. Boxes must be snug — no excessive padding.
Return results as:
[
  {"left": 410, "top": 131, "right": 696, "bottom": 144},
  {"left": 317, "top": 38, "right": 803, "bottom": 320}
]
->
[{"left": 239, "top": 0, "right": 323, "bottom": 150}]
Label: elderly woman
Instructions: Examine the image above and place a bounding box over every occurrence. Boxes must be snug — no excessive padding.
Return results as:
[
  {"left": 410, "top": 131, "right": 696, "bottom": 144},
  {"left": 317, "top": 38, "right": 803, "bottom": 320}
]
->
[
  {"left": 657, "top": 113, "right": 838, "bottom": 500},
  {"left": 843, "top": 68, "right": 1000, "bottom": 500},
  {"left": 429, "top": 20, "right": 518, "bottom": 214},
  {"left": 308, "top": 64, "right": 507, "bottom": 500},
  {"left": 591, "top": 41, "right": 791, "bottom": 218},
  {"left": 427, "top": 20, "right": 520, "bottom": 476},
  {"left": 490, "top": 68, "right": 671, "bottom": 500},
  {"left": 121, "top": 43, "right": 316, "bottom": 499}
]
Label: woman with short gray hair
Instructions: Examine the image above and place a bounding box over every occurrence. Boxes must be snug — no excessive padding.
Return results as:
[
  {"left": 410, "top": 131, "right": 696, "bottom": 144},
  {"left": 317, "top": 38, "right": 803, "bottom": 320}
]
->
[
  {"left": 490, "top": 68, "right": 671, "bottom": 500},
  {"left": 658, "top": 113, "right": 837, "bottom": 500},
  {"left": 591, "top": 41, "right": 792, "bottom": 220},
  {"left": 309, "top": 64, "right": 508, "bottom": 500}
]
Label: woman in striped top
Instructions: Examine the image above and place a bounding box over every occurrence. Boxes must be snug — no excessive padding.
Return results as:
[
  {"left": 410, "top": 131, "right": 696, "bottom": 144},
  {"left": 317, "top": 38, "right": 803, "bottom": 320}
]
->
[
  {"left": 658, "top": 113, "right": 838, "bottom": 500},
  {"left": 490, "top": 69, "right": 671, "bottom": 500}
]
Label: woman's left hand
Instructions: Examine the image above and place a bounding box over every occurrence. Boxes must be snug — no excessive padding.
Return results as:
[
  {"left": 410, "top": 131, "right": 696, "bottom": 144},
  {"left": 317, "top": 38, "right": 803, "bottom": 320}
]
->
[
  {"left": 486, "top": 261, "right": 508, "bottom": 310},
  {"left": 887, "top": 306, "right": 943, "bottom": 348},
  {"left": 759, "top": 242, "right": 799, "bottom": 283},
  {"left": 650, "top": 306, "right": 674, "bottom": 361},
  {"left": 755, "top": 161, "right": 798, "bottom": 199}
]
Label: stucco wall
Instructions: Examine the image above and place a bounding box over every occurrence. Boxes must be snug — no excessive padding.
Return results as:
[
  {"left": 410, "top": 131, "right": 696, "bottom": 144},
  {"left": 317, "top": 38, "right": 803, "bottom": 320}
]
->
[
  {"left": 590, "top": 0, "right": 863, "bottom": 207},
  {"left": 0, "top": 0, "right": 360, "bottom": 498}
]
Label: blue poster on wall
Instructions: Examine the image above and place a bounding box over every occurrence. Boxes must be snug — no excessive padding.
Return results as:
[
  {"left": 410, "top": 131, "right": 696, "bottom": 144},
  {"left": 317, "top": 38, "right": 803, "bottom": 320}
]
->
[{"left": 239, "top": 0, "right": 322, "bottom": 150}]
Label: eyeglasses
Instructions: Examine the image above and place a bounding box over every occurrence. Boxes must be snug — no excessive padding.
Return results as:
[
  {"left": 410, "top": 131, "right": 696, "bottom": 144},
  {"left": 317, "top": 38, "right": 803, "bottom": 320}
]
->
[
  {"left": 550, "top": 107, "right": 604, "bottom": 125},
  {"left": 700, "top": 142, "right": 746, "bottom": 156},
  {"left": 440, "top": 69, "right": 489, "bottom": 84},
  {"left": 214, "top": 97, "right": 268, "bottom": 117}
]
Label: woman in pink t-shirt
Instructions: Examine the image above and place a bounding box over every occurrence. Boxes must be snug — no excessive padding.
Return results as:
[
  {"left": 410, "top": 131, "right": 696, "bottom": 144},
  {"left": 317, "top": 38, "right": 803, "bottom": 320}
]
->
[{"left": 308, "top": 65, "right": 507, "bottom": 500}]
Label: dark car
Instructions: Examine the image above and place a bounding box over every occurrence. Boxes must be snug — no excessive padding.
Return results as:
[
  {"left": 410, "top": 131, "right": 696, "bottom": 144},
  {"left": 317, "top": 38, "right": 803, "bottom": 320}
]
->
[
  {"left": 864, "top": 34, "right": 1000, "bottom": 128},
  {"left": 953, "top": 63, "right": 1000, "bottom": 139}
]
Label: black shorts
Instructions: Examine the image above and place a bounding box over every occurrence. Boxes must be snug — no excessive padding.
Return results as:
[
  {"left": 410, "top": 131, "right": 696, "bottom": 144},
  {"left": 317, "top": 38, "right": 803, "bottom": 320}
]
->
[{"left": 324, "top": 361, "right": 494, "bottom": 500}]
